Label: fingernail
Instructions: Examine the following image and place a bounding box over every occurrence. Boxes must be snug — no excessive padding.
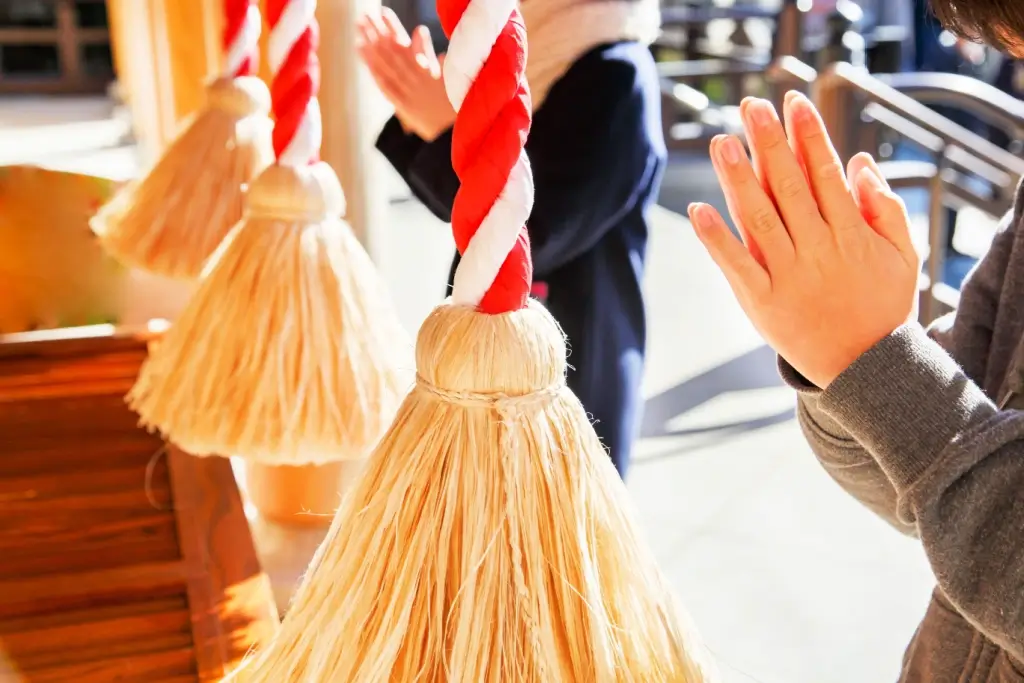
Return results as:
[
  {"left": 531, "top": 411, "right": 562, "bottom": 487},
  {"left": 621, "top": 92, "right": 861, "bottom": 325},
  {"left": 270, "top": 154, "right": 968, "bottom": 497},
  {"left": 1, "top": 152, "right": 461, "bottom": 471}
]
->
[
  {"left": 789, "top": 94, "right": 814, "bottom": 122},
  {"left": 857, "top": 166, "right": 884, "bottom": 192},
  {"left": 719, "top": 137, "right": 742, "bottom": 165},
  {"left": 747, "top": 99, "right": 775, "bottom": 128},
  {"left": 689, "top": 203, "right": 711, "bottom": 230}
]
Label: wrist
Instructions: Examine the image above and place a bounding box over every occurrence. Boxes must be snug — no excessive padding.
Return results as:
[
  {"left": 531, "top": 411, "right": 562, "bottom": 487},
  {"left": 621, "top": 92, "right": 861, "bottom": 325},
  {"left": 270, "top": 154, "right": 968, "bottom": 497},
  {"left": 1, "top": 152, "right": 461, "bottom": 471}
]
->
[{"left": 802, "top": 324, "right": 905, "bottom": 389}]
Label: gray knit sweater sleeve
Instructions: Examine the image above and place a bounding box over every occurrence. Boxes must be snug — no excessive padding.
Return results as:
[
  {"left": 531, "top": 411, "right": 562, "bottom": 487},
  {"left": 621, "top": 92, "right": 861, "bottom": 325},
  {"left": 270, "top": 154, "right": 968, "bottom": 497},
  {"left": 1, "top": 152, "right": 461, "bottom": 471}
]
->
[
  {"left": 819, "top": 323, "right": 1024, "bottom": 660},
  {"left": 780, "top": 214, "right": 1018, "bottom": 537},
  {"left": 777, "top": 211, "right": 1024, "bottom": 659}
]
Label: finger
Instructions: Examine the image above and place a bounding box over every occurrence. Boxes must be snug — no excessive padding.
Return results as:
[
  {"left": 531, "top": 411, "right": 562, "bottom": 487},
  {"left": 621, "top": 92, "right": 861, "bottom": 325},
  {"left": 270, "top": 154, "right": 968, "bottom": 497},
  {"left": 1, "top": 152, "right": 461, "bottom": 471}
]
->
[
  {"left": 846, "top": 152, "right": 888, "bottom": 215},
  {"left": 359, "top": 47, "right": 410, "bottom": 103},
  {"left": 356, "top": 15, "right": 380, "bottom": 46},
  {"left": 784, "top": 91, "right": 864, "bottom": 236},
  {"left": 689, "top": 202, "right": 771, "bottom": 298},
  {"left": 365, "top": 10, "right": 391, "bottom": 41},
  {"left": 712, "top": 138, "right": 766, "bottom": 267},
  {"left": 357, "top": 24, "right": 415, "bottom": 95},
  {"left": 852, "top": 165, "right": 918, "bottom": 264},
  {"left": 710, "top": 134, "right": 795, "bottom": 270},
  {"left": 380, "top": 7, "right": 411, "bottom": 46},
  {"left": 740, "top": 97, "right": 825, "bottom": 248},
  {"left": 411, "top": 26, "right": 440, "bottom": 76},
  {"left": 412, "top": 25, "right": 435, "bottom": 58}
]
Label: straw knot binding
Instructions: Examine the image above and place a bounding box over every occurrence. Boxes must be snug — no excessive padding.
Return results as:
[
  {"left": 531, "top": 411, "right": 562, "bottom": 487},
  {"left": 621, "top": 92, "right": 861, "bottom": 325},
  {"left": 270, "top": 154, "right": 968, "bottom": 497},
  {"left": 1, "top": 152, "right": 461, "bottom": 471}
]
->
[{"left": 414, "top": 375, "right": 564, "bottom": 412}]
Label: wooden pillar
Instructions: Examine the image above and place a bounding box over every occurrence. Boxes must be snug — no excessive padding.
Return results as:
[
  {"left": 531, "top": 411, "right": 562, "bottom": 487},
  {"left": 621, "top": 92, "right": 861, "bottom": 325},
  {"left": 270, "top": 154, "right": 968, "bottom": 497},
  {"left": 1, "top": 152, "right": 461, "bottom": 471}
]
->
[
  {"left": 105, "top": 0, "right": 220, "bottom": 157},
  {"left": 247, "top": 0, "right": 391, "bottom": 528},
  {"left": 317, "top": 0, "right": 390, "bottom": 264},
  {"left": 56, "top": 0, "right": 83, "bottom": 86},
  {"left": 106, "top": 0, "right": 389, "bottom": 526}
]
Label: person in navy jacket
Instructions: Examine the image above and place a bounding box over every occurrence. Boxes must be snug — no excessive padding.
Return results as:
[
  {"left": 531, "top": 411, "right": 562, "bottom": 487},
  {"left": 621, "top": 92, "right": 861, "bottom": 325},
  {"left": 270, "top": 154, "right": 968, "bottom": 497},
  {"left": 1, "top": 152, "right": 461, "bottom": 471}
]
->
[{"left": 357, "top": 3, "right": 666, "bottom": 478}]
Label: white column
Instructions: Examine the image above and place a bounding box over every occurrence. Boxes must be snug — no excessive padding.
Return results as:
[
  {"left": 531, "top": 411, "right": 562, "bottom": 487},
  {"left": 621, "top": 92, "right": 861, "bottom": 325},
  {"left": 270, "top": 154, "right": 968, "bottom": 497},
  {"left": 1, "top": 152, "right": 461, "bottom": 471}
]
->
[{"left": 316, "top": 0, "right": 391, "bottom": 267}]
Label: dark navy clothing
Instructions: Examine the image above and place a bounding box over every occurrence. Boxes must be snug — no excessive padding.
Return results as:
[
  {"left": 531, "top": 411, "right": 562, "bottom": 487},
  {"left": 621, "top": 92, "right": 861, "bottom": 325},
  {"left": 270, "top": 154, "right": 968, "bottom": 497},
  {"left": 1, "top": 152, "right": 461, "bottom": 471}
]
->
[{"left": 376, "top": 41, "right": 667, "bottom": 478}]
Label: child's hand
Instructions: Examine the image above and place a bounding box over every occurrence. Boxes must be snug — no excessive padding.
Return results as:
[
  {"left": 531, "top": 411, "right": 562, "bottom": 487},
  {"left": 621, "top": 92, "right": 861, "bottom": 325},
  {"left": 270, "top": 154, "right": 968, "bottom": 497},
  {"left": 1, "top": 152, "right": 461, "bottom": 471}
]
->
[
  {"left": 356, "top": 9, "right": 455, "bottom": 141},
  {"left": 689, "top": 92, "right": 920, "bottom": 389}
]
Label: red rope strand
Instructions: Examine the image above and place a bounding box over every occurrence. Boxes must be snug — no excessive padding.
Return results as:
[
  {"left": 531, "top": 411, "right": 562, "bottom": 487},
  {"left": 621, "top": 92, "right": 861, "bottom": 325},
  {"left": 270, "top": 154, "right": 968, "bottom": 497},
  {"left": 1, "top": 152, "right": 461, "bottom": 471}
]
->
[
  {"left": 266, "top": 0, "right": 321, "bottom": 164},
  {"left": 439, "top": 1, "right": 533, "bottom": 314},
  {"left": 223, "top": 0, "right": 256, "bottom": 78}
]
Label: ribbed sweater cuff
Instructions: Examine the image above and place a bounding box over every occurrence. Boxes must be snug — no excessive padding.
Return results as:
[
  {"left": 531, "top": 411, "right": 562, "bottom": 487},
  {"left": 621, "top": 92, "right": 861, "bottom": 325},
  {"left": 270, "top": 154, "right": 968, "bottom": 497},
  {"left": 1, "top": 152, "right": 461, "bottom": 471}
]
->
[
  {"left": 777, "top": 355, "right": 848, "bottom": 439},
  {"left": 816, "top": 324, "right": 996, "bottom": 492}
]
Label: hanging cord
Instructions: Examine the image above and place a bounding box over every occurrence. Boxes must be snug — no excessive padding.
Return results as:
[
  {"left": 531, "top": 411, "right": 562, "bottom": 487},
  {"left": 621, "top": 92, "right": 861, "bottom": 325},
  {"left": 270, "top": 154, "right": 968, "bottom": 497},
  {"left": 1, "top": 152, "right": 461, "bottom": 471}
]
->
[
  {"left": 223, "top": 0, "right": 261, "bottom": 79},
  {"left": 440, "top": 0, "right": 535, "bottom": 314},
  {"left": 434, "top": 0, "right": 544, "bottom": 671},
  {"left": 266, "top": 0, "right": 323, "bottom": 167}
]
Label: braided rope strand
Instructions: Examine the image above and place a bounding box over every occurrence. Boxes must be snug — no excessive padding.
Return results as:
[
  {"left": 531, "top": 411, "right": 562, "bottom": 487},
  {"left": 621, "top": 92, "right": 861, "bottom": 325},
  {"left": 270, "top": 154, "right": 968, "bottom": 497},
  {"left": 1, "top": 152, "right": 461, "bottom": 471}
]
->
[
  {"left": 440, "top": 0, "right": 534, "bottom": 314},
  {"left": 266, "top": 0, "right": 322, "bottom": 166},
  {"left": 435, "top": 0, "right": 543, "bottom": 670},
  {"left": 223, "top": 0, "right": 260, "bottom": 78}
]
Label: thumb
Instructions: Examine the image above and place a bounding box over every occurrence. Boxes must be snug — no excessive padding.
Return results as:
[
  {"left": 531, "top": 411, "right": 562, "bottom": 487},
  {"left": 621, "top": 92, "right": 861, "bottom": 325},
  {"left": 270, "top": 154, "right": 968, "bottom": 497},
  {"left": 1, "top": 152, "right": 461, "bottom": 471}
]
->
[{"left": 852, "top": 162, "right": 917, "bottom": 263}]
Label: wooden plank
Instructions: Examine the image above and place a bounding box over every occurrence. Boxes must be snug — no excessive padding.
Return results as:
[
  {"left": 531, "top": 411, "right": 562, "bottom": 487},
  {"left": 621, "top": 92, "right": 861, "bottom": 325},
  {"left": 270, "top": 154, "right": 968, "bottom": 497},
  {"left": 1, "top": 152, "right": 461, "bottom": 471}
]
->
[
  {"left": 0, "top": 560, "right": 193, "bottom": 608},
  {"left": 0, "top": 349, "right": 148, "bottom": 382},
  {"left": 0, "top": 515, "right": 179, "bottom": 579},
  {"left": 0, "top": 396, "right": 148, "bottom": 431},
  {"left": 0, "top": 323, "right": 158, "bottom": 359},
  {"left": 0, "top": 435, "right": 164, "bottom": 478},
  {"left": 0, "top": 594, "right": 188, "bottom": 634},
  {"left": 0, "top": 583, "right": 188, "bottom": 623},
  {"left": 0, "top": 327, "right": 275, "bottom": 679},
  {"left": 20, "top": 646, "right": 197, "bottom": 683},
  {"left": 167, "top": 447, "right": 279, "bottom": 681},
  {"left": 0, "top": 459, "right": 168, "bottom": 502},
  {"left": 6, "top": 609, "right": 192, "bottom": 666},
  {"left": 17, "top": 633, "right": 196, "bottom": 673}
]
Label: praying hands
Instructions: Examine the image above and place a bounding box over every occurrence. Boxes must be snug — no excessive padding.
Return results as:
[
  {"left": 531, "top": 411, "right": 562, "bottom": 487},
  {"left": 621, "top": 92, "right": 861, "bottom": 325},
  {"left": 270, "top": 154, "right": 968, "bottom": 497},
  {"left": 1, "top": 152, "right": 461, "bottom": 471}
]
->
[
  {"left": 355, "top": 8, "right": 455, "bottom": 142},
  {"left": 690, "top": 93, "right": 921, "bottom": 389}
]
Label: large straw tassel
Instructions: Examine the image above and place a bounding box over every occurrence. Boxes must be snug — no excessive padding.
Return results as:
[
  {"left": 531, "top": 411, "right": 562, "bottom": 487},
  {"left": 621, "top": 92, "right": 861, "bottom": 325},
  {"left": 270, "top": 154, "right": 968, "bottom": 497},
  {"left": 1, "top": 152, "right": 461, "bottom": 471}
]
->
[
  {"left": 91, "top": 0, "right": 272, "bottom": 281},
  {"left": 127, "top": 162, "right": 410, "bottom": 464},
  {"left": 227, "top": 0, "right": 714, "bottom": 674},
  {"left": 226, "top": 301, "right": 713, "bottom": 681}
]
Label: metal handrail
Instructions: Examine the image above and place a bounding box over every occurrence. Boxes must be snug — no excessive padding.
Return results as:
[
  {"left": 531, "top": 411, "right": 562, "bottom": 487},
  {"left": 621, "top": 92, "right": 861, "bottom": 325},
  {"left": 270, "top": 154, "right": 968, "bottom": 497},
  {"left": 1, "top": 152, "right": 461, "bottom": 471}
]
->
[
  {"left": 768, "top": 59, "right": 1024, "bottom": 179},
  {"left": 875, "top": 72, "right": 1024, "bottom": 142},
  {"left": 660, "top": 5, "right": 780, "bottom": 26},
  {"left": 821, "top": 62, "right": 1024, "bottom": 177},
  {"left": 766, "top": 58, "right": 1022, "bottom": 323},
  {"left": 658, "top": 59, "right": 766, "bottom": 81}
]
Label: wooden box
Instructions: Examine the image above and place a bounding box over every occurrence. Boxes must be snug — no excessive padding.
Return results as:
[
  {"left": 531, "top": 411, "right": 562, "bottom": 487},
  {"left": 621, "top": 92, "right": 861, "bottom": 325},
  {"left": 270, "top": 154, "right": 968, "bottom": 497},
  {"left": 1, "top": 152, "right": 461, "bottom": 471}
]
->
[{"left": 0, "top": 325, "right": 278, "bottom": 682}]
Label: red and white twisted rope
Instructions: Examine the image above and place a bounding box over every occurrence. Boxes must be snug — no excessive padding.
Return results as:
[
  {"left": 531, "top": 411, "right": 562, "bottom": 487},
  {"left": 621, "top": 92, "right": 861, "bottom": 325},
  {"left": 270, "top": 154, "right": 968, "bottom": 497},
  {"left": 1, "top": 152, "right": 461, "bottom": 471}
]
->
[
  {"left": 266, "top": 0, "right": 323, "bottom": 167},
  {"left": 440, "top": 0, "right": 534, "bottom": 314},
  {"left": 223, "top": 0, "right": 261, "bottom": 78}
]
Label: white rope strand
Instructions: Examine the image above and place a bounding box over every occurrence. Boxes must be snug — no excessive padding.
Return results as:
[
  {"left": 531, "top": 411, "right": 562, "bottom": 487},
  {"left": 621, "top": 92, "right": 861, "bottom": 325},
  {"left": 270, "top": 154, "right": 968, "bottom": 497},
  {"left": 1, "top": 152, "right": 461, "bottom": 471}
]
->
[
  {"left": 223, "top": 2, "right": 262, "bottom": 78},
  {"left": 444, "top": 0, "right": 535, "bottom": 308},
  {"left": 268, "top": 0, "right": 322, "bottom": 167}
]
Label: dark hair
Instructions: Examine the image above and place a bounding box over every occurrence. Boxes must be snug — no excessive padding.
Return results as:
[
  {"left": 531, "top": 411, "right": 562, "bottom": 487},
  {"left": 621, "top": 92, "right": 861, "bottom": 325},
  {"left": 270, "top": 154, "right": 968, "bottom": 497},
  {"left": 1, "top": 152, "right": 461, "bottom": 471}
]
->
[{"left": 928, "top": 0, "right": 1024, "bottom": 52}]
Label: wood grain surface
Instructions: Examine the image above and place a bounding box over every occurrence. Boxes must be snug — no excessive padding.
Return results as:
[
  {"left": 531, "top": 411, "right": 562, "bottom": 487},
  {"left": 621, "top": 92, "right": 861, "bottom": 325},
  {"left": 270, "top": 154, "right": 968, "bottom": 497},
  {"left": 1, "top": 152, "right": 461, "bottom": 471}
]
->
[{"left": 0, "top": 325, "right": 278, "bottom": 682}]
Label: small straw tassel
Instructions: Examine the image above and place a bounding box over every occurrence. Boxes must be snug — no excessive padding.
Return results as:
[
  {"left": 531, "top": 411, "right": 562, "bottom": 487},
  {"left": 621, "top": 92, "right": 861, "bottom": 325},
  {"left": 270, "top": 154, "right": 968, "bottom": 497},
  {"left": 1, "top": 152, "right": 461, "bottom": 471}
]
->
[
  {"left": 91, "top": 0, "right": 273, "bottom": 281},
  {"left": 226, "top": 0, "right": 713, "bottom": 678},
  {"left": 127, "top": 0, "right": 410, "bottom": 465}
]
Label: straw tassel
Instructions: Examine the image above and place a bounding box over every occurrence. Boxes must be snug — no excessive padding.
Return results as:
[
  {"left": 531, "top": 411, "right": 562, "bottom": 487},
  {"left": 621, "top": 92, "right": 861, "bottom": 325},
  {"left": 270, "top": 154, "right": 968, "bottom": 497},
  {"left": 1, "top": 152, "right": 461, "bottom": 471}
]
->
[
  {"left": 91, "top": 0, "right": 273, "bottom": 281},
  {"left": 126, "top": 0, "right": 410, "bottom": 466},
  {"left": 223, "top": 0, "right": 714, "bottom": 677}
]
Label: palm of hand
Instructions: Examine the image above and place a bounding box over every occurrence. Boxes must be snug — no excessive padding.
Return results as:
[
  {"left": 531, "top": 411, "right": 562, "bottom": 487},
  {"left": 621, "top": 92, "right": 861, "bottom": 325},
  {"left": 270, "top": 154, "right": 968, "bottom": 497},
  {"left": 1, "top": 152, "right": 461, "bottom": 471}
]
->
[{"left": 356, "top": 9, "right": 455, "bottom": 141}]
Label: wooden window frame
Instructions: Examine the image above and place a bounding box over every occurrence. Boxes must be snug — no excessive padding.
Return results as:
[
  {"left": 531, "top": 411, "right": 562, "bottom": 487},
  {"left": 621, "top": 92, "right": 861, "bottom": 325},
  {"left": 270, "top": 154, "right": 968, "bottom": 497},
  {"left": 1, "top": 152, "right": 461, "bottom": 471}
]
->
[{"left": 0, "top": 0, "right": 112, "bottom": 95}]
